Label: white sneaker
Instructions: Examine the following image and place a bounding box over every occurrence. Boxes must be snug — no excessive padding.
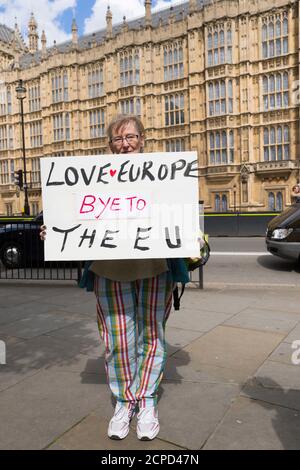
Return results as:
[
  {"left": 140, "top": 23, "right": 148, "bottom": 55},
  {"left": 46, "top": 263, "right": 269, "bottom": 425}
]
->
[
  {"left": 137, "top": 407, "right": 160, "bottom": 441},
  {"left": 108, "top": 403, "right": 135, "bottom": 440}
]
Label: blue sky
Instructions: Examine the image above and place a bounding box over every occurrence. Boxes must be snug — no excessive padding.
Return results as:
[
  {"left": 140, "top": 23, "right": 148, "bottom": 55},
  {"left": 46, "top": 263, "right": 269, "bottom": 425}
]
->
[{"left": 0, "top": 0, "right": 182, "bottom": 45}]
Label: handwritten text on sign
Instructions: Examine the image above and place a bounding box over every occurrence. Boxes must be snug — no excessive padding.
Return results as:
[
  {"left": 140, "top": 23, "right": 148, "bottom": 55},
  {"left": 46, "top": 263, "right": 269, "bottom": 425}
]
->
[{"left": 40, "top": 152, "right": 200, "bottom": 261}]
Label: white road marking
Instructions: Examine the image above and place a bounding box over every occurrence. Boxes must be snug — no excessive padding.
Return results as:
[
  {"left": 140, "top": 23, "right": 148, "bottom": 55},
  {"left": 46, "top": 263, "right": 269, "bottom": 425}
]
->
[
  {"left": 204, "top": 282, "right": 300, "bottom": 287},
  {"left": 211, "top": 252, "right": 271, "bottom": 256}
]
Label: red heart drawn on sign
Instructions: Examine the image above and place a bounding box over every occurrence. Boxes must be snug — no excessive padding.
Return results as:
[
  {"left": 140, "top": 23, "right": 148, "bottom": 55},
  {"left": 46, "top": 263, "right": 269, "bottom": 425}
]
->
[{"left": 110, "top": 169, "right": 117, "bottom": 177}]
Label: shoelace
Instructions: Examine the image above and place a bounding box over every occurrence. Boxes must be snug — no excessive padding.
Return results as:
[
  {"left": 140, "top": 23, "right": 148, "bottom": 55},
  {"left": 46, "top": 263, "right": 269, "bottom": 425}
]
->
[{"left": 114, "top": 404, "right": 134, "bottom": 421}]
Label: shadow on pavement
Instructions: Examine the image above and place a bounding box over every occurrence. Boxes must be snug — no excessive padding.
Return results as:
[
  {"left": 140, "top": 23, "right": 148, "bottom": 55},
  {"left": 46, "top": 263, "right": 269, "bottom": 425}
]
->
[
  {"left": 244, "top": 377, "right": 300, "bottom": 450},
  {"left": 80, "top": 345, "right": 191, "bottom": 407},
  {"left": 1, "top": 320, "right": 101, "bottom": 377},
  {"left": 257, "top": 255, "right": 300, "bottom": 273}
]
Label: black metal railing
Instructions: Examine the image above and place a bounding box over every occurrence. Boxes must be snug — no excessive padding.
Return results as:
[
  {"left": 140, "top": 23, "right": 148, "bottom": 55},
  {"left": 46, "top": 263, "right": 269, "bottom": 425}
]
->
[{"left": 0, "top": 219, "right": 82, "bottom": 282}]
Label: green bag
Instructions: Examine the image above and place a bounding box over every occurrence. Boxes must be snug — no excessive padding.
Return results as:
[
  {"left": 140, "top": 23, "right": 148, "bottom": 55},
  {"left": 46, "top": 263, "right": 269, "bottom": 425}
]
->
[{"left": 185, "top": 238, "right": 210, "bottom": 271}]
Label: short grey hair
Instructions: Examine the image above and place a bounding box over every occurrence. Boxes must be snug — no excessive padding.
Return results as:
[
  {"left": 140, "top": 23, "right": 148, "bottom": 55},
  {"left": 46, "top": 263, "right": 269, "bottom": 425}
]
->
[{"left": 107, "top": 114, "right": 145, "bottom": 141}]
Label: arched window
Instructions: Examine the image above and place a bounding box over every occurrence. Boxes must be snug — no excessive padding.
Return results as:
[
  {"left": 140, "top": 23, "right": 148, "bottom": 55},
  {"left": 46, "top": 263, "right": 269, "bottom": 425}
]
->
[
  {"left": 264, "top": 128, "right": 269, "bottom": 161},
  {"left": 222, "top": 195, "right": 228, "bottom": 212},
  {"left": 276, "top": 73, "right": 281, "bottom": 91},
  {"left": 262, "top": 24, "right": 268, "bottom": 41},
  {"left": 215, "top": 194, "right": 220, "bottom": 212},
  {"left": 220, "top": 30, "right": 225, "bottom": 45},
  {"left": 283, "top": 125, "right": 289, "bottom": 159},
  {"left": 269, "top": 22, "right": 274, "bottom": 39},
  {"left": 268, "top": 192, "right": 275, "bottom": 211},
  {"left": 275, "top": 19, "right": 281, "bottom": 37},
  {"left": 164, "top": 50, "right": 168, "bottom": 66},
  {"left": 210, "top": 132, "right": 215, "bottom": 164},
  {"left": 277, "top": 126, "right": 282, "bottom": 143},
  {"left": 229, "top": 130, "right": 234, "bottom": 163},
  {"left": 283, "top": 125, "right": 289, "bottom": 142},
  {"left": 270, "top": 127, "right": 276, "bottom": 161},
  {"left": 179, "top": 47, "right": 183, "bottom": 62},
  {"left": 227, "top": 29, "right": 232, "bottom": 45},
  {"left": 208, "top": 33, "right": 212, "bottom": 49},
  {"left": 216, "top": 132, "right": 221, "bottom": 163},
  {"left": 221, "top": 131, "right": 227, "bottom": 163},
  {"left": 276, "top": 192, "right": 283, "bottom": 211},
  {"left": 283, "top": 18, "right": 288, "bottom": 36},
  {"left": 214, "top": 32, "right": 218, "bottom": 48},
  {"left": 263, "top": 76, "right": 268, "bottom": 93}
]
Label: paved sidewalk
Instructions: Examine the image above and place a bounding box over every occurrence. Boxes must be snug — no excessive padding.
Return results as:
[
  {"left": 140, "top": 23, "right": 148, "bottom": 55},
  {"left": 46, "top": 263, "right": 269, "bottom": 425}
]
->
[{"left": 0, "top": 281, "right": 300, "bottom": 450}]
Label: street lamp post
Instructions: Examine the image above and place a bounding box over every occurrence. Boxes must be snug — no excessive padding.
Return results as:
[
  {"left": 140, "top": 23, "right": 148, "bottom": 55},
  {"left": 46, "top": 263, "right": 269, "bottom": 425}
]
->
[
  {"left": 15, "top": 79, "right": 30, "bottom": 216},
  {"left": 233, "top": 184, "right": 237, "bottom": 213}
]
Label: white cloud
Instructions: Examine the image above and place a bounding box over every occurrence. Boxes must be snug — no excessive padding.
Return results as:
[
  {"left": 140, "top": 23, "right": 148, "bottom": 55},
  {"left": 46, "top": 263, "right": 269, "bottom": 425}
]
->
[
  {"left": 84, "top": 0, "right": 182, "bottom": 35},
  {"left": 0, "top": 0, "right": 76, "bottom": 47}
]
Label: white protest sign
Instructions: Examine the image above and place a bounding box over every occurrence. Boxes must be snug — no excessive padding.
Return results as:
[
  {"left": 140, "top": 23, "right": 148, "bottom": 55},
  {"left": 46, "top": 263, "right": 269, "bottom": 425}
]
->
[{"left": 40, "top": 152, "right": 200, "bottom": 261}]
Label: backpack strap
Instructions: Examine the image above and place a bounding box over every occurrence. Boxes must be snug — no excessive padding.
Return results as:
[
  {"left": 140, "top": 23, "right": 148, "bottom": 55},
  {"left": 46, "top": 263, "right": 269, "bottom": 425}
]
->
[{"left": 173, "top": 283, "right": 186, "bottom": 310}]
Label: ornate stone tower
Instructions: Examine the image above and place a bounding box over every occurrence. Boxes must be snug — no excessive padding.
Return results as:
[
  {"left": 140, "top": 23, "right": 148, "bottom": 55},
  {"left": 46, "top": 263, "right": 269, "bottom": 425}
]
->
[
  {"left": 72, "top": 18, "right": 78, "bottom": 45},
  {"left": 28, "top": 12, "right": 38, "bottom": 53},
  {"left": 41, "top": 30, "right": 47, "bottom": 56},
  {"left": 145, "top": 0, "right": 152, "bottom": 27},
  {"left": 106, "top": 6, "right": 113, "bottom": 39}
]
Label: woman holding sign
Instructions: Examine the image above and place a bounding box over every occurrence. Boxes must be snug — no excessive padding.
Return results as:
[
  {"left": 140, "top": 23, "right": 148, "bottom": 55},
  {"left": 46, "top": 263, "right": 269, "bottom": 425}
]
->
[{"left": 41, "top": 115, "right": 189, "bottom": 441}]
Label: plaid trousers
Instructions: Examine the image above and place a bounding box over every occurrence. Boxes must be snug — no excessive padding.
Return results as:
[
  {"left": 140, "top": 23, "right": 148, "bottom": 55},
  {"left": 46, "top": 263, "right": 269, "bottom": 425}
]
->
[{"left": 94, "top": 272, "right": 173, "bottom": 409}]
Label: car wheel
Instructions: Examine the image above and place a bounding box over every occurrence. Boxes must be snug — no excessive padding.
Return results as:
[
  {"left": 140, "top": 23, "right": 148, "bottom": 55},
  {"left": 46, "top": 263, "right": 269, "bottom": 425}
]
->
[{"left": 0, "top": 242, "right": 23, "bottom": 269}]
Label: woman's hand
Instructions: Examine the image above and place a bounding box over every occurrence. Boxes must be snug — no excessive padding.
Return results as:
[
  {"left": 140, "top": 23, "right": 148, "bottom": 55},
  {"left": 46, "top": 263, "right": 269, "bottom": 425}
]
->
[{"left": 40, "top": 225, "right": 47, "bottom": 241}]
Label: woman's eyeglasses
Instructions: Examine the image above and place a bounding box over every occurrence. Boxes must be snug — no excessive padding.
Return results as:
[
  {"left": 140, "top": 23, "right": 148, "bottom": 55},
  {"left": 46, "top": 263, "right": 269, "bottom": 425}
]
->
[{"left": 110, "top": 134, "right": 139, "bottom": 146}]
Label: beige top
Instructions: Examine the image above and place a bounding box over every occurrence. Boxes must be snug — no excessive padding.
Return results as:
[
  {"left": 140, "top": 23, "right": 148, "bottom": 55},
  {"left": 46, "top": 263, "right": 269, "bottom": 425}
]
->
[{"left": 90, "top": 259, "right": 168, "bottom": 282}]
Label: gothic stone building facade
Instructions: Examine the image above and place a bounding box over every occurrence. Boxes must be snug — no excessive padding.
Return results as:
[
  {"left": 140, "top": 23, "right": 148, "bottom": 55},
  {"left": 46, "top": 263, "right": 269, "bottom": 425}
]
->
[{"left": 0, "top": 0, "right": 299, "bottom": 216}]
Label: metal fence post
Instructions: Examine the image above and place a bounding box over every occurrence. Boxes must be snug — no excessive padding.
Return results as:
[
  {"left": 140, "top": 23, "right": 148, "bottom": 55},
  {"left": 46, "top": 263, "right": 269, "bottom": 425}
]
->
[
  {"left": 199, "top": 200, "right": 204, "bottom": 290},
  {"left": 199, "top": 264, "right": 204, "bottom": 289}
]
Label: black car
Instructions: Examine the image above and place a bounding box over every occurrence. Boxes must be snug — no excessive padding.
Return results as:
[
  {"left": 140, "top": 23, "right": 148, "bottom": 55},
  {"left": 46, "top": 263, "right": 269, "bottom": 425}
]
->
[
  {"left": 0, "top": 213, "right": 44, "bottom": 268},
  {"left": 266, "top": 203, "right": 300, "bottom": 262}
]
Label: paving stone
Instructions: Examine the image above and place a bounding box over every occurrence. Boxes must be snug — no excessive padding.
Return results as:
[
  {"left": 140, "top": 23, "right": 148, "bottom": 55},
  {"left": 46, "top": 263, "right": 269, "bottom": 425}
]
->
[
  {"left": 46, "top": 354, "right": 106, "bottom": 377},
  {"left": 44, "top": 319, "right": 102, "bottom": 353},
  {"left": 283, "top": 323, "right": 300, "bottom": 344},
  {"left": 166, "top": 326, "right": 205, "bottom": 356},
  {"left": 0, "top": 370, "right": 110, "bottom": 450},
  {"left": 0, "top": 334, "right": 85, "bottom": 391},
  {"left": 0, "top": 333, "right": 24, "bottom": 347},
  {"left": 169, "top": 326, "right": 284, "bottom": 384},
  {"left": 47, "top": 409, "right": 183, "bottom": 451},
  {"left": 242, "top": 377, "right": 300, "bottom": 412},
  {"left": 225, "top": 308, "right": 300, "bottom": 334},
  {"left": 203, "top": 397, "right": 300, "bottom": 450},
  {"left": 56, "top": 301, "right": 96, "bottom": 316},
  {"left": 267, "top": 342, "right": 298, "bottom": 366},
  {"left": 157, "top": 381, "right": 239, "bottom": 449},
  {"left": 179, "top": 290, "right": 254, "bottom": 314},
  {"left": 0, "top": 302, "right": 66, "bottom": 326},
  {"left": 0, "top": 293, "right": 43, "bottom": 307},
  {"left": 40, "top": 289, "right": 94, "bottom": 307},
  {"left": 0, "top": 310, "right": 86, "bottom": 339},
  {"left": 164, "top": 355, "right": 239, "bottom": 386},
  {"left": 253, "top": 361, "right": 300, "bottom": 391},
  {"left": 168, "top": 309, "right": 233, "bottom": 333},
  {"left": 250, "top": 293, "right": 300, "bottom": 315}
]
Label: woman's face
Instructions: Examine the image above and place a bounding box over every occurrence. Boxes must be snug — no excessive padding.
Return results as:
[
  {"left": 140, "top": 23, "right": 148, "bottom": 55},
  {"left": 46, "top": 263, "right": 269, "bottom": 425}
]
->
[{"left": 109, "top": 122, "right": 144, "bottom": 154}]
